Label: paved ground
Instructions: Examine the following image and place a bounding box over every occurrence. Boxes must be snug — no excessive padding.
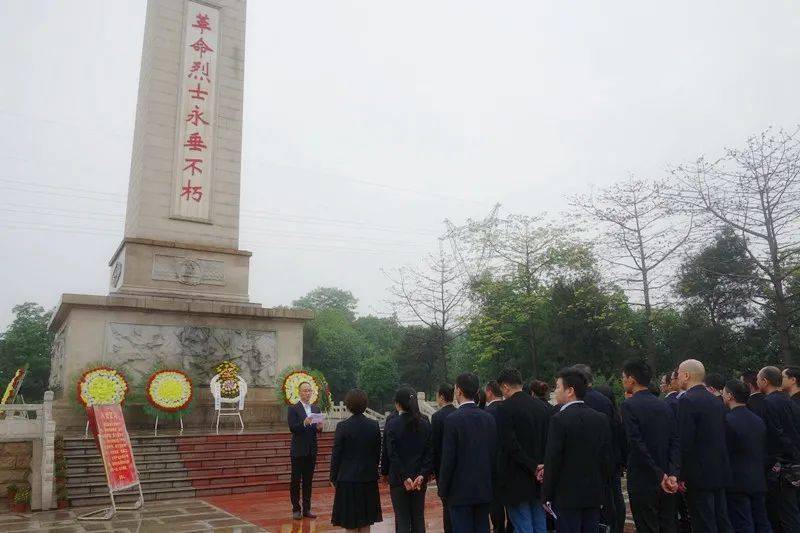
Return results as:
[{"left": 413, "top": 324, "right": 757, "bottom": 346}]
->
[
  {"left": 0, "top": 498, "right": 262, "bottom": 532},
  {"left": 0, "top": 486, "right": 637, "bottom": 532}
]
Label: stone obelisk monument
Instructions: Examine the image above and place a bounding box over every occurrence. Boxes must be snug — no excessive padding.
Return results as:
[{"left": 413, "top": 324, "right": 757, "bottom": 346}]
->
[{"left": 48, "top": 0, "right": 311, "bottom": 429}]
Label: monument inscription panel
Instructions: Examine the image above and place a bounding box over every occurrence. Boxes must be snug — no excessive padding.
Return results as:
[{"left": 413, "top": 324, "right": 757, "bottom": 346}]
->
[
  {"left": 105, "top": 323, "right": 278, "bottom": 386},
  {"left": 171, "top": 1, "right": 220, "bottom": 223}
]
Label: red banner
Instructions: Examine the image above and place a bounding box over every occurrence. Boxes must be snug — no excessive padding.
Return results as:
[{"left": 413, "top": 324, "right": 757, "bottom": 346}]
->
[{"left": 86, "top": 404, "right": 139, "bottom": 491}]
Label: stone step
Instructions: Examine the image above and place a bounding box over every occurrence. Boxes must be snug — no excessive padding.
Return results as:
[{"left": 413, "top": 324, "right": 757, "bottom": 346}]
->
[
  {"left": 63, "top": 432, "right": 335, "bottom": 449},
  {"left": 66, "top": 460, "right": 329, "bottom": 484},
  {"left": 63, "top": 444, "right": 334, "bottom": 466},
  {"left": 68, "top": 477, "right": 330, "bottom": 507},
  {"left": 67, "top": 468, "right": 332, "bottom": 496},
  {"left": 67, "top": 453, "right": 333, "bottom": 478}
]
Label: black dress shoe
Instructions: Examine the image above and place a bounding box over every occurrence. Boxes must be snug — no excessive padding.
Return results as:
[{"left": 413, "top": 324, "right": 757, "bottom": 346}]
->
[
  {"left": 292, "top": 511, "right": 302, "bottom": 520},
  {"left": 303, "top": 511, "right": 317, "bottom": 519}
]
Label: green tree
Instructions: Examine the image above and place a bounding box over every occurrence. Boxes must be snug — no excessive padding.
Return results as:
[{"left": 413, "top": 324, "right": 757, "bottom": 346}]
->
[
  {"left": 293, "top": 287, "right": 358, "bottom": 321},
  {"left": 357, "top": 356, "right": 399, "bottom": 410},
  {"left": 677, "top": 227, "right": 757, "bottom": 326},
  {"left": 353, "top": 315, "right": 404, "bottom": 358},
  {"left": 303, "top": 309, "right": 370, "bottom": 398},
  {"left": 393, "top": 325, "right": 443, "bottom": 396},
  {"left": 0, "top": 303, "right": 53, "bottom": 401}
]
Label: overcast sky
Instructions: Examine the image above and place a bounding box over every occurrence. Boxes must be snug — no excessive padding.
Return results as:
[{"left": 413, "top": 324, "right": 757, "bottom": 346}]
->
[{"left": 1, "top": 1, "right": 799, "bottom": 329}]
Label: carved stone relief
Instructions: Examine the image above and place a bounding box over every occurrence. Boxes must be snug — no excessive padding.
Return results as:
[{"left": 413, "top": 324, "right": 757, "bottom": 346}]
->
[
  {"left": 48, "top": 327, "right": 66, "bottom": 391},
  {"left": 152, "top": 254, "right": 225, "bottom": 286},
  {"left": 105, "top": 323, "right": 277, "bottom": 386}
]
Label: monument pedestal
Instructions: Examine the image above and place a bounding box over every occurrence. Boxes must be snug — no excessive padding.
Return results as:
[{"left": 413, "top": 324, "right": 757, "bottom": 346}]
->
[
  {"left": 46, "top": 0, "right": 313, "bottom": 432},
  {"left": 49, "top": 293, "right": 312, "bottom": 431}
]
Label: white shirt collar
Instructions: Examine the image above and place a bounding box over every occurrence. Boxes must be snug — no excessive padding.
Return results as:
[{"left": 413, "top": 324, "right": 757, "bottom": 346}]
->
[
  {"left": 559, "top": 400, "right": 584, "bottom": 412},
  {"left": 486, "top": 399, "right": 500, "bottom": 406},
  {"left": 665, "top": 391, "right": 677, "bottom": 397},
  {"left": 458, "top": 401, "right": 475, "bottom": 408}
]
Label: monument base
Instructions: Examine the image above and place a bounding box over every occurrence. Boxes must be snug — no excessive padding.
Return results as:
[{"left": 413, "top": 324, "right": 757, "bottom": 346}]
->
[{"left": 48, "top": 294, "right": 313, "bottom": 432}]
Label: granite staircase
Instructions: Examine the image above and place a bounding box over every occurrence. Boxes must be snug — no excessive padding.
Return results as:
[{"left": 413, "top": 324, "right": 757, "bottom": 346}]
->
[{"left": 63, "top": 432, "right": 333, "bottom": 507}]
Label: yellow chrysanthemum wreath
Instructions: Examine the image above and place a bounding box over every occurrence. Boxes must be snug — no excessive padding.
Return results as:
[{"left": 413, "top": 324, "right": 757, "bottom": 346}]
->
[
  {"left": 1, "top": 367, "right": 27, "bottom": 405},
  {"left": 143, "top": 367, "right": 194, "bottom": 420},
  {"left": 276, "top": 367, "right": 332, "bottom": 412},
  {"left": 75, "top": 365, "right": 129, "bottom": 407}
]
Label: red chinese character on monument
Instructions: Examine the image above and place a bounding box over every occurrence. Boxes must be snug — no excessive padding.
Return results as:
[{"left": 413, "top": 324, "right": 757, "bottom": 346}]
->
[
  {"left": 186, "top": 105, "right": 209, "bottom": 127},
  {"left": 183, "top": 158, "right": 203, "bottom": 176},
  {"left": 184, "top": 132, "right": 207, "bottom": 152},
  {"left": 180, "top": 179, "right": 203, "bottom": 202},
  {"left": 190, "top": 37, "right": 214, "bottom": 57},
  {"left": 187, "top": 61, "right": 211, "bottom": 82},
  {"left": 192, "top": 13, "right": 212, "bottom": 34},
  {"left": 188, "top": 83, "right": 209, "bottom": 101}
]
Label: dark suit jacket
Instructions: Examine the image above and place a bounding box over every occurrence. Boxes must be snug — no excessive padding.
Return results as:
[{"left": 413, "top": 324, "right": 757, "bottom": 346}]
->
[
  {"left": 725, "top": 406, "right": 767, "bottom": 494},
  {"left": 664, "top": 392, "right": 680, "bottom": 417},
  {"left": 621, "top": 390, "right": 680, "bottom": 495},
  {"left": 385, "top": 412, "right": 433, "bottom": 487},
  {"left": 677, "top": 385, "right": 732, "bottom": 490},
  {"left": 586, "top": 388, "right": 626, "bottom": 473},
  {"left": 748, "top": 392, "right": 767, "bottom": 420},
  {"left": 763, "top": 390, "right": 800, "bottom": 465},
  {"left": 495, "top": 391, "right": 550, "bottom": 505},
  {"left": 431, "top": 404, "right": 456, "bottom": 477},
  {"left": 288, "top": 401, "right": 321, "bottom": 458},
  {"left": 380, "top": 410, "right": 398, "bottom": 476},
  {"left": 542, "top": 402, "right": 612, "bottom": 509},
  {"left": 792, "top": 392, "right": 800, "bottom": 406},
  {"left": 438, "top": 403, "right": 498, "bottom": 506},
  {"left": 330, "top": 413, "right": 381, "bottom": 483}
]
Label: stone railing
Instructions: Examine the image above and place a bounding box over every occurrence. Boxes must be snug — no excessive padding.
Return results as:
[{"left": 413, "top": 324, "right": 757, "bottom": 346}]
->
[
  {"left": 0, "top": 390, "right": 56, "bottom": 510},
  {"left": 416, "top": 392, "right": 439, "bottom": 420},
  {"left": 324, "top": 402, "right": 390, "bottom": 431}
]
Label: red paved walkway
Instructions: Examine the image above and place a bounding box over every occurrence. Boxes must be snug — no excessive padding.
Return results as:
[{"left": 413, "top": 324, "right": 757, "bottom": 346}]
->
[
  {"left": 205, "top": 486, "right": 637, "bottom": 532},
  {"left": 204, "top": 485, "right": 444, "bottom": 532}
]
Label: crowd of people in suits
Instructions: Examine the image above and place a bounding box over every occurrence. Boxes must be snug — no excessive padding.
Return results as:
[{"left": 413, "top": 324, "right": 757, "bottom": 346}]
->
[{"left": 289, "top": 359, "right": 800, "bottom": 533}]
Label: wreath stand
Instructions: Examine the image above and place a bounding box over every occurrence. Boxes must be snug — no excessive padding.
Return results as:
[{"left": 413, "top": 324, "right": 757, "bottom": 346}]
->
[
  {"left": 4, "top": 374, "right": 28, "bottom": 420},
  {"left": 153, "top": 414, "right": 184, "bottom": 436}
]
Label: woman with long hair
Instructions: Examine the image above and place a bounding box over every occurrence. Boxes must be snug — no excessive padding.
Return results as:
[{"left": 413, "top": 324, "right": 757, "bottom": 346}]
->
[
  {"left": 330, "top": 389, "right": 383, "bottom": 532},
  {"left": 385, "top": 386, "right": 433, "bottom": 532}
]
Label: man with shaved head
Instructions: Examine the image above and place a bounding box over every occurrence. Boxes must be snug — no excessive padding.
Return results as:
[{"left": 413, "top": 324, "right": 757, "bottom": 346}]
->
[
  {"left": 675, "top": 359, "right": 733, "bottom": 532},
  {"left": 758, "top": 365, "right": 800, "bottom": 532}
]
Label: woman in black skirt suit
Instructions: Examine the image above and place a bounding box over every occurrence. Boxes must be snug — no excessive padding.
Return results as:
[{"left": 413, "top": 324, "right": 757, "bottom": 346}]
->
[
  {"left": 385, "top": 387, "right": 433, "bottom": 533},
  {"left": 330, "top": 389, "right": 383, "bottom": 532}
]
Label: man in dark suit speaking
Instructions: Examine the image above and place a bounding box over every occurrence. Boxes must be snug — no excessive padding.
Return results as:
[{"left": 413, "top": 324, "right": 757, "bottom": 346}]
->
[{"left": 288, "top": 381, "right": 322, "bottom": 520}]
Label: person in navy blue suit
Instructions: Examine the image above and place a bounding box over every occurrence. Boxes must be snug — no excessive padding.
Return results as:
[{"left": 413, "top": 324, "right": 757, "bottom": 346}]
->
[
  {"left": 782, "top": 367, "right": 800, "bottom": 405},
  {"left": 675, "top": 359, "right": 733, "bottom": 533},
  {"left": 742, "top": 370, "right": 767, "bottom": 420},
  {"left": 438, "top": 372, "right": 498, "bottom": 533},
  {"left": 663, "top": 371, "right": 681, "bottom": 418},
  {"left": 758, "top": 366, "right": 800, "bottom": 533},
  {"left": 620, "top": 359, "right": 680, "bottom": 533},
  {"left": 288, "top": 381, "right": 323, "bottom": 520},
  {"left": 542, "top": 367, "right": 612, "bottom": 533},
  {"left": 721, "top": 379, "right": 771, "bottom": 533},
  {"left": 574, "top": 364, "right": 625, "bottom": 533},
  {"left": 385, "top": 387, "right": 433, "bottom": 533},
  {"left": 431, "top": 384, "right": 457, "bottom": 533}
]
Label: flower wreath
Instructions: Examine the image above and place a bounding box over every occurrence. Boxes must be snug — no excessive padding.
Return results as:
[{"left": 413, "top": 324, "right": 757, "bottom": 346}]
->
[
  {"left": 73, "top": 364, "right": 129, "bottom": 408},
  {"left": 276, "top": 367, "right": 333, "bottom": 412},
  {"left": 1, "top": 367, "right": 27, "bottom": 405},
  {"left": 143, "top": 367, "right": 194, "bottom": 420},
  {"left": 213, "top": 360, "right": 241, "bottom": 399}
]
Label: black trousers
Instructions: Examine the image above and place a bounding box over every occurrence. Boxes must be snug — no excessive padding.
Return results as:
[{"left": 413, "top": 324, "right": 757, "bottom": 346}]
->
[
  {"left": 686, "top": 488, "right": 732, "bottom": 533},
  {"left": 628, "top": 490, "right": 677, "bottom": 533},
  {"left": 609, "top": 474, "right": 626, "bottom": 533},
  {"left": 555, "top": 507, "right": 600, "bottom": 533},
  {"left": 391, "top": 485, "right": 427, "bottom": 532},
  {"left": 726, "top": 491, "right": 771, "bottom": 533},
  {"left": 450, "top": 503, "right": 491, "bottom": 533},
  {"left": 766, "top": 479, "right": 800, "bottom": 533},
  {"left": 441, "top": 497, "right": 452, "bottom": 533},
  {"left": 290, "top": 454, "right": 316, "bottom": 513},
  {"left": 489, "top": 501, "right": 511, "bottom": 533}
]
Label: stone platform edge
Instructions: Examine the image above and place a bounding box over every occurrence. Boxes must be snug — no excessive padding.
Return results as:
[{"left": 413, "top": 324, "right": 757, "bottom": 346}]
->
[{"left": 49, "top": 293, "right": 315, "bottom": 332}]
